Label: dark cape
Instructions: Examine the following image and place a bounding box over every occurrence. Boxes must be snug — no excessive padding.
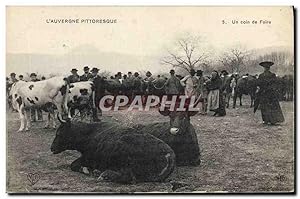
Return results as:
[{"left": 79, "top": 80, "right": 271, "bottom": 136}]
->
[{"left": 256, "top": 71, "right": 284, "bottom": 124}]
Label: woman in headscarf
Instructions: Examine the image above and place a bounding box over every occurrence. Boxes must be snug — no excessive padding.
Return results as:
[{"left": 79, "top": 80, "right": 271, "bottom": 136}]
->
[
  {"left": 206, "top": 70, "right": 226, "bottom": 116},
  {"left": 254, "top": 61, "right": 284, "bottom": 125}
]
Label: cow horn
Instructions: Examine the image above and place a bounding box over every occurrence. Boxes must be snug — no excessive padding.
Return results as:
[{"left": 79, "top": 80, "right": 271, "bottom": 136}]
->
[
  {"left": 158, "top": 103, "right": 171, "bottom": 116},
  {"left": 57, "top": 113, "right": 66, "bottom": 123}
]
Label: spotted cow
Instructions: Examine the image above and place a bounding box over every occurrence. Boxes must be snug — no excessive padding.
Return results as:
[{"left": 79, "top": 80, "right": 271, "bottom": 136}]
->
[{"left": 10, "top": 76, "right": 70, "bottom": 132}]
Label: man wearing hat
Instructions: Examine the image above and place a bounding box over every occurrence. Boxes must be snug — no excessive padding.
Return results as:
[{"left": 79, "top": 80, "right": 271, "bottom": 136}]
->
[
  {"left": 220, "top": 70, "right": 229, "bottom": 89},
  {"left": 7, "top": 73, "right": 18, "bottom": 112},
  {"left": 80, "top": 66, "right": 93, "bottom": 81},
  {"left": 7, "top": 73, "right": 18, "bottom": 93},
  {"left": 144, "top": 71, "right": 155, "bottom": 95},
  {"left": 125, "top": 72, "right": 134, "bottom": 101},
  {"left": 132, "top": 72, "right": 143, "bottom": 96},
  {"left": 115, "top": 72, "right": 123, "bottom": 84},
  {"left": 144, "top": 71, "right": 154, "bottom": 81},
  {"left": 254, "top": 61, "right": 284, "bottom": 125},
  {"left": 9, "top": 73, "right": 18, "bottom": 84},
  {"left": 18, "top": 75, "right": 24, "bottom": 81},
  {"left": 30, "top": 73, "right": 40, "bottom": 82},
  {"left": 89, "top": 67, "right": 103, "bottom": 122},
  {"left": 220, "top": 70, "right": 229, "bottom": 77},
  {"left": 68, "top": 69, "right": 80, "bottom": 83},
  {"left": 29, "top": 73, "right": 43, "bottom": 122},
  {"left": 164, "top": 69, "right": 182, "bottom": 96}
]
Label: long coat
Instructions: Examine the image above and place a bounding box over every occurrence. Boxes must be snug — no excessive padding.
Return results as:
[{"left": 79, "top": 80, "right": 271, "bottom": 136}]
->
[
  {"left": 165, "top": 75, "right": 183, "bottom": 95},
  {"left": 80, "top": 73, "right": 93, "bottom": 81},
  {"left": 180, "top": 75, "right": 198, "bottom": 98},
  {"left": 256, "top": 71, "right": 284, "bottom": 124},
  {"left": 68, "top": 74, "right": 80, "bottom": 83},
  {"left": 206, "top": 77, "right": 226, "bottom": 116}
]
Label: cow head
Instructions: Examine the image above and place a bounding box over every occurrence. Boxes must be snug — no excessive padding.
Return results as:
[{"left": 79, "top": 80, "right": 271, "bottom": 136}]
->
[
  {"left": 159, "top": 108, "right": 197, "bottom": 135},
  {"left": 50, "top": 117, "right": 72, "bottom": 154}
]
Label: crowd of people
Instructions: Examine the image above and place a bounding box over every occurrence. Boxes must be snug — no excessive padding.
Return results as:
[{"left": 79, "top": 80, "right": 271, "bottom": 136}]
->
[{"left": 6, "top": 61, "right": 286, "bottom": 125}]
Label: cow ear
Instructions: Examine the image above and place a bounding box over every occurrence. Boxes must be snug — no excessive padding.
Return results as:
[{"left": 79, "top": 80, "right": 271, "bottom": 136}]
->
[
  {"left": 57, "top": 113, "right": 71, "bottom": 125},
  {"left": 65, "top": 118, "right": 71, "bottom": 127},
  {"left": 158, "top": 103, "right": 171, "bottom": 116}
]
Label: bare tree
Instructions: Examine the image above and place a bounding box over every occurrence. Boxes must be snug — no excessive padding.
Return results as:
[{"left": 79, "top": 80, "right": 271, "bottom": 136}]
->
[
  {"left": 219, "top": 46, "right": 250, "bottom": 73},
  {"left": 162, "top": 34, "right": 209, "bottom": 72}
]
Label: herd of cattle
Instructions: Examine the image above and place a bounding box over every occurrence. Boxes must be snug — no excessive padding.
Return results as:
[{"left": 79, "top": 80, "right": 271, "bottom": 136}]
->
[
  {"left": 222, "top": 73, "right": 294, "bottom": 108},
  {"left": 7, "top": 72, "right": 293, "bottom": 184}
]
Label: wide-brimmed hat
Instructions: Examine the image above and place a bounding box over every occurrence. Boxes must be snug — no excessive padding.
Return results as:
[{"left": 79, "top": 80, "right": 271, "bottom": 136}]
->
[
  {"left": 197, "top": 70, "right": 203, "bottom": 75},
  {"left": 259, "top": 61, "right": 274, "bottom": 68},
  {"left": 83, "top": 66, "right": 89, "bottom": 71},
  {"left": 221, "top": 70, "right": 228, "bottom": 75},
  {"left": 91, "top": 68, "right": 99, "bottom": 73},
  {"left": 10, "top": 73, "right": 16, "bottom": 76},
  {"left": 30, "top": 73, "right": 37, "bottom": 77},
  {"left": 71, "top": 68, "right": 78, "bottom": 72},
  {"left": 146, "top": 71, "right": 152, "bottom": 75}
]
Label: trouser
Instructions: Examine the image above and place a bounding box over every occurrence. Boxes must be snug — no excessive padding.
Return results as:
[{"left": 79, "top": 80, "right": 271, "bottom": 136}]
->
[
  {"left": 31, "top": 107, "right": 43, "bottom": 121},
  {"left": 92, "top": 97, "right": 102, "bottom": 121}
]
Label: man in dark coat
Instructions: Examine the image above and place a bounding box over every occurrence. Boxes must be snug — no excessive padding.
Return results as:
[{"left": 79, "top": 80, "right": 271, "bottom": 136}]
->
[
  {"left": 68, "top": 69, "right": 80, "bottom": 83},
  {"left": 125, "top": 72, "right": 134, "bottom": 101},
  {"left": 9, "top": 72, "right": 18, "bottom": 84},
  {"left": 90, "top": 68, "right": 104, "bottom": 122},
  {"left": 80, "top": 66, "right": 93, "bottom": 81},
  {"left": 144, "top": 71, "right": 155, "bottom": 95},
  {"left": 255, "top": 61, "right": 284, "bottom": 125},
  {"left": 164, "top": 69, "right": 183, "bottom": 96},
  {"left": 132, "top": 72, "right": 143, "bottom": 95}
]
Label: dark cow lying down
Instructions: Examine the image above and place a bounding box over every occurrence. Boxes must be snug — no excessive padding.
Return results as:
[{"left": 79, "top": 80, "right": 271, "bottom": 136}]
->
[
  {"left": 51, "top": 120, "right": 175, "bottom": 184},
  {"left": 134, "top": 110, "right": 200, "bottom": 166}
]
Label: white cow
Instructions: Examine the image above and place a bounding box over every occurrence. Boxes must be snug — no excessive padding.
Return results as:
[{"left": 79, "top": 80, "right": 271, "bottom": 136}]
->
[
  {"left": 68, "top": 81, "right": 94, "bottom": 104},
  {"left": 45, "top": 81, "right": 95, "bottom": 126},
  {"left": 10, "top": 76, "right": 70, "bottom": 132},
  {"left": 67, "top": 81, "right": 95, "bottom": 119}
]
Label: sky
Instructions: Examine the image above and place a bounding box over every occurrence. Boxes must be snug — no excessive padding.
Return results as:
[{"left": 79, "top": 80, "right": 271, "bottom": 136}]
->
[{"left": 6, "top": 6, "right": 294, "bottom": 75}]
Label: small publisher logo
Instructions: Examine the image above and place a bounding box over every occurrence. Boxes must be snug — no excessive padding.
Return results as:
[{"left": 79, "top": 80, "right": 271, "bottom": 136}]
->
[{"left": 27, "top": 173, "right": 40, "bottom": 185}]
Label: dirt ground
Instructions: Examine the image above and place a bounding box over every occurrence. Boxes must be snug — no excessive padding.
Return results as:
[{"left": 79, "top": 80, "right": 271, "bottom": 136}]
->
[{"left": 6, "top": 96, "right": 294, "bottom": 193}]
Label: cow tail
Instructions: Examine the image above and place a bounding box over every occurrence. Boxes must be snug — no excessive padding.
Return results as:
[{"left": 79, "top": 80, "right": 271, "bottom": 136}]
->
[{"left": 158, "top": 151, "right": 176, "bottom": 182}]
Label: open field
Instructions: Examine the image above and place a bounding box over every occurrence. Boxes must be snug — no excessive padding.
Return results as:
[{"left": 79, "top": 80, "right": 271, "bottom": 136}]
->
[{"left": 6, "top": 97, "right": 294, "bottom": 193}]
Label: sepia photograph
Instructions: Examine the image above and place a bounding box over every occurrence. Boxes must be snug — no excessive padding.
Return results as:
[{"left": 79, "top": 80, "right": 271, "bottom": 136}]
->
[{"left": 6, "top": 6, "right": 295, "bottom": 194}]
